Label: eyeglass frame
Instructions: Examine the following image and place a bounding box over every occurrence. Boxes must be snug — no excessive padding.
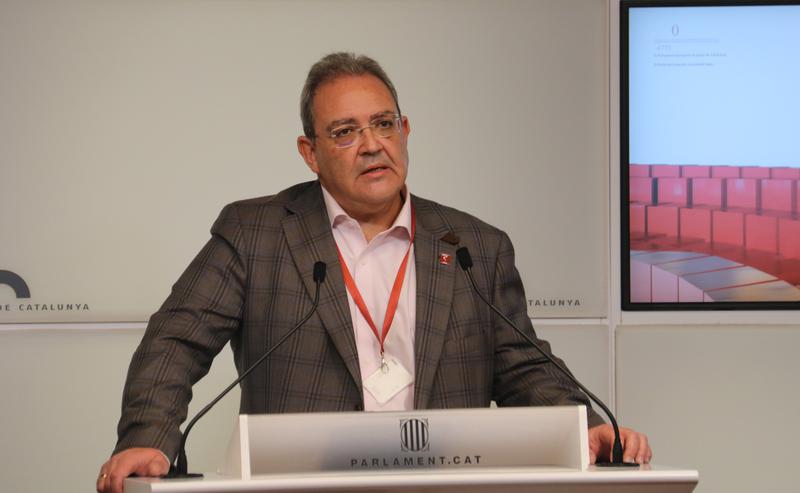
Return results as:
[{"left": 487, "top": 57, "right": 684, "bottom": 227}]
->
[{"left": 323, "top": 113, "right": 404, "bottom": 149}]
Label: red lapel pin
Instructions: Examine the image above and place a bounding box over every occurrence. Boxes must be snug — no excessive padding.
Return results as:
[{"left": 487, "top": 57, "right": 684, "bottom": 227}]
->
[{"left": 439, "top": 253, "right": 452, "bottom": 265}]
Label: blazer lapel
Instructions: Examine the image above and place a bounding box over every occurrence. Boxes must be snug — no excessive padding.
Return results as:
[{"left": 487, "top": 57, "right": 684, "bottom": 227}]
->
[
  {"left": 411, "top": 196, "right": 457, "bottom": 409},
  {"left": 281, "top": 183, "right": 363, "bottom": 393}
]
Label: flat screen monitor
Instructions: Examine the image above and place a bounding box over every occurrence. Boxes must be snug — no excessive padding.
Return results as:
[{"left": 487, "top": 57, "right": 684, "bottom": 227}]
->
[{"left": 621, "top": 0, "right": 800, "bottom": 310}]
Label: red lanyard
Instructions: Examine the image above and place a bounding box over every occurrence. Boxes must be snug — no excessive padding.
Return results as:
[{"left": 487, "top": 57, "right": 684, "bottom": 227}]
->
[{"left": 336, "top": 209, "right": 416, "bottom": 359}]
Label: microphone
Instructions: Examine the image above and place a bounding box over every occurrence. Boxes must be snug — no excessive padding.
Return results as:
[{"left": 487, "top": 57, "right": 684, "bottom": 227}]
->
[
  {"left": 455, "top": 247, "right": 635, "bottom": 467},
  {"left": 168, "top": 261, "right": 327, "bottom": 478}
]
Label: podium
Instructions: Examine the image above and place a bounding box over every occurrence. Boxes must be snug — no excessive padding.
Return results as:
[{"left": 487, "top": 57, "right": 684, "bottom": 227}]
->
[{"left": 125, "top": 407, "right": 698, "bottom": 493}]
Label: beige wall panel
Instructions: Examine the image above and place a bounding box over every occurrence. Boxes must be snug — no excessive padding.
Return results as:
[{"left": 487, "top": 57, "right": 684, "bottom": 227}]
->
[
  {"left": 535, "top": 325, "right": 611, "bottom": 407},
  {"left": 0, "top": 0, "right": 608, "bottom": 323},
  {"left": 616, "top": 326, "right": 800, "bottom": 493},
  {"left": 0, "top": 328, "right": 239, "bottom": 493},
  {"left": 0, "top": 325, "right": 609, "bottom": 493}
]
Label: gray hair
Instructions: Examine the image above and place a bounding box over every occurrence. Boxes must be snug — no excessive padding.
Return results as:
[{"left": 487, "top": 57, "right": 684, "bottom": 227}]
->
[{"left": 300, "top": 52, "right": 401, "bottom": 138}]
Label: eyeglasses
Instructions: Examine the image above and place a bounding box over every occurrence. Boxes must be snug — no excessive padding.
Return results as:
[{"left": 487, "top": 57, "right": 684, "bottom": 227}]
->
[{"left": 326, "top": 114, "right": 402, "bottom": 148}]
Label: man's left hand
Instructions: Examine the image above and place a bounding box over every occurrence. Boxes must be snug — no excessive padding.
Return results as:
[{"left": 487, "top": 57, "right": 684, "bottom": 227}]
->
[{"left": 588, "top": 424, "right": 652, "bottom": 464}]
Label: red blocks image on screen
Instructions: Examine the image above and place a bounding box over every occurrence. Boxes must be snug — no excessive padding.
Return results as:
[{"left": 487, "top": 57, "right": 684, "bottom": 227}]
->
[
  {"left": 630, "top": 177, "right": 656, "bottom": 204},
  {"left": 680, "top": 165, "right": 711, "bottom": 178},
  {"left": 710, "top": 166, "right": 741, "bottom": 178},
  {"left": 657, "top": 178, "right": 691, "bottom": 206},
  {"left": 745, "top": 214, "right": 778, "bottom": 254},
  {"left": 778, "top": 218, "right": 800, "bottom": 260},
  {"left": 712, "top": 210, "right": 745, "bottom": 248},
  {"left": 631, "top": 204, "right": 646, "bottom": 237},
  {"left": 742, "top": 166, "right": 771, "bottom": 179},
  {"left": 726, "top": 178, "right": 759, "bottom": 211},
  {"left": 776, "top": 218, "right": 800, "bottom": 285},
  {"left": 771, "top": 167, "right": 800, "bottom": 179},
  {"left": 630, "top": 164, "right": 651, "bottom": 177},
  {"left": 760, "top": 179, "right": 795, "bottom": 215},
  {"left": 629, "top": 164, "right": 800, "bottom": 296},
  {"left": 650, "top": 165, "right": 681, "bottom": 177},
  {"left": 647, "top": 205, "right": 679, "bottom": 237},
  {"left": 691, "top": 178, "right": 724, "bottom": 208},
  {"left": 680, "top": 208, "right": 712, "bottom": 243}
]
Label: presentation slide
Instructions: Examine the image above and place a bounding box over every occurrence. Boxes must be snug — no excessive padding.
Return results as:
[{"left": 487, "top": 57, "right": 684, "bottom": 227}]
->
[
  {"left": 625, "top": 4, "right": 800, "bottom": 306},
  {"left": 629, "top": 5, "right": 800, "bottom": 168}
]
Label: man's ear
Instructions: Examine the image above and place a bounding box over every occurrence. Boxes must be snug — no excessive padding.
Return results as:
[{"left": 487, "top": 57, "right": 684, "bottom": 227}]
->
[{"left": 297, "top": 135, "right": 319, "bottom": 174}]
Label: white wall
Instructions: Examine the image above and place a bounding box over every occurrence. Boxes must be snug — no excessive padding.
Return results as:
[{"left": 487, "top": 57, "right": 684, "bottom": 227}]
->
[
  {"left": 0, "top": 0, "right": 608, "bottom": 321},
  {"left": 1, "top": 1, "right": 799, "bottom": 493},
  {"left": 616, "top": 325, "right": 800, "bottom": 493},
  {"left": 0, "top": 327, "right": 239, "bottom": 492}
]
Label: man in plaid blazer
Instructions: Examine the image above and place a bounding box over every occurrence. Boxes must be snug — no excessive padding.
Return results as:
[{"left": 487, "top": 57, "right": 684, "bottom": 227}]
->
[{"left": 98, "top": 53, "right": 650, "bottom": 493}]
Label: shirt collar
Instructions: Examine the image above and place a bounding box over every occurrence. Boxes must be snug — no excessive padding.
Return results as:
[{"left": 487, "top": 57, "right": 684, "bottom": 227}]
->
[{"left": 320, "top": 183, "right": 412, "bottom": 238}]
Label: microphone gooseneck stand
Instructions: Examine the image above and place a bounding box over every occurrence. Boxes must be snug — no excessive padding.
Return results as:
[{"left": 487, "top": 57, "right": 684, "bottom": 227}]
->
[
  {"left": 168, "top": 261, "right": 327, "bottom": 478},
  {"left": 455, "top": 247, "right": 636, "bottom": 467}
]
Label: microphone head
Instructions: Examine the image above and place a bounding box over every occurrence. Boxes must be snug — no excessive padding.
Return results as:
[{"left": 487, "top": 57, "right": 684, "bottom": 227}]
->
[
  {"left": 313, "top": 261, "right": 327, "bottom": 283},
  {"left": 456, "top": 247, "right": 473, "bottom": 270}
]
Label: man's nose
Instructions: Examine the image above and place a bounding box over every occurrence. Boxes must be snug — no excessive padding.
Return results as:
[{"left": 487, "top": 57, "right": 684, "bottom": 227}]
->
[{"left": 358, "top": 127, "right": 382, "bottom": 154}]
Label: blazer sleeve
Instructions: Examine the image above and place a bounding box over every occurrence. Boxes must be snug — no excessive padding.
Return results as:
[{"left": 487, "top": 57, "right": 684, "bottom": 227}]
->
[
  {"left": 113, "top": 203, "right": 247, "bottom": 459},
  {"left": 490, "top": 231, "right": 606, "bottom": 428}
]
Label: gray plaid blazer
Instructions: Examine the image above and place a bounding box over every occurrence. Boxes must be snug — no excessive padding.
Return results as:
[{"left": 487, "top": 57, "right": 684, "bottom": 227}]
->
[{"left": 115, "top": 181, "right": 603, "bottom": 459}]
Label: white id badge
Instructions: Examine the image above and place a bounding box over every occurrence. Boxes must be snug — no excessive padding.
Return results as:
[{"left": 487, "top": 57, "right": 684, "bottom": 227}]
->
[{"left": 364, "top": 358, "right": 414, "bottom": 404}]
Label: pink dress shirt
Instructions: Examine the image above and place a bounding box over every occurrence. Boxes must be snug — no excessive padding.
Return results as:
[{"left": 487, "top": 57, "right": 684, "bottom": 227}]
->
[{"left": 321, "top": 186, "right": 416, "bottom": 411}]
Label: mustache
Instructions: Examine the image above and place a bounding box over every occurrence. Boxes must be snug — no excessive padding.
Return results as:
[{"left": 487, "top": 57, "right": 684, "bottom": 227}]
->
[{"left": 357, "top": 155, "right": 391, "bottom": 172}]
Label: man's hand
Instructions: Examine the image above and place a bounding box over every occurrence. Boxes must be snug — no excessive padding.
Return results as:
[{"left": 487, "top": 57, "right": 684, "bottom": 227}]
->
[
  {"left": 96, "top": 448, "right": 170, "bottom": 493},
  {"left": 588, "top": 424, "right": 652, "bottom": 465}
]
